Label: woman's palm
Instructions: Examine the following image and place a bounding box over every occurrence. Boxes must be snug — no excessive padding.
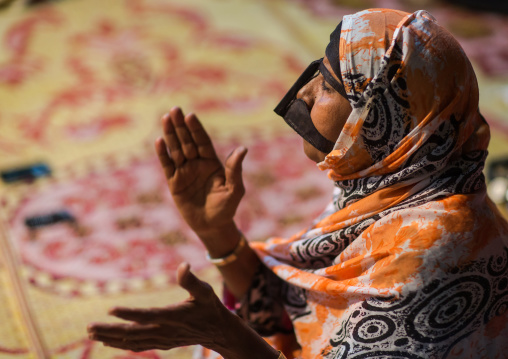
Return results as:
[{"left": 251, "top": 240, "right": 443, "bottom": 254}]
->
[{"left": 155, "top": 108, "right": 246, "bottom": 233}]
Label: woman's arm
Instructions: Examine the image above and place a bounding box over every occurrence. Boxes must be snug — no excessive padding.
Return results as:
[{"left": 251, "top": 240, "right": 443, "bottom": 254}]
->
[
  {"left": 87, "top": 263, "right": 279, "bottom": 359},
  {"left": 154, "top": 107, "right": 260, "bottom": 298}
]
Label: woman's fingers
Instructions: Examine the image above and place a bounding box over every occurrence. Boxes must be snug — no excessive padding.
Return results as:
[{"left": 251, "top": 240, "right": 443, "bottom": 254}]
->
[
  {"left": 91, "top": 334, "right": 171, "bottom": 352},
  {"left": 108, "top": 302, "right": 199, "bottom": 325},
  {"left": 161, "top": 112, "right": 185, "bottom": 167},
  {"left": 171, "top": 108, "right": 198, "bottom": 160},
  {"left": 88, "top": 322, "right": 160, "bottom": 340},
  {"left": 108, "top": 307, "right": 174, "bottom": 325},
  {"left": 185, "top": 113, "right": 218, "bottom": 159},
  {"left": 161, "top": 108, "right": 216, "bottom": 167},
  {"left": 154, "top": 137, "right": 175, "bottom": 179}
]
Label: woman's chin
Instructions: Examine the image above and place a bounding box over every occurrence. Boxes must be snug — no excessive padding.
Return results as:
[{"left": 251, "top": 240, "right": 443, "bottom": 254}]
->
[{"left": 303, "top": 140, "right": 327, "bottom": 163}]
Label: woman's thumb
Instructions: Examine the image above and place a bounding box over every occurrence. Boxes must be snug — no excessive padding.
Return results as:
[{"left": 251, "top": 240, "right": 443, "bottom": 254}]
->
[
  {"left": 177, "top": 262, "right": 213, "bottom": 298},
  {"left": 224, "top": 146, "right": 247, "bottom": 190}
]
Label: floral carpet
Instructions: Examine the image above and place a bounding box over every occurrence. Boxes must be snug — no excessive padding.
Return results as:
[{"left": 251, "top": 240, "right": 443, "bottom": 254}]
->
[{"left": 0, "top": 0, "right": 507, "bottom": 358}]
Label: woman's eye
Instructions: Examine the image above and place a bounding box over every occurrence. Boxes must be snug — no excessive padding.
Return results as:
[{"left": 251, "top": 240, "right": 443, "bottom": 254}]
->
[{"left": 321, "top": 80, "right": 332, "bottom": 93}]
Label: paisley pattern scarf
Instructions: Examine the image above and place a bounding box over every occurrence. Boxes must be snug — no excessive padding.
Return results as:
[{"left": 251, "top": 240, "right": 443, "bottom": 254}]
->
[{"left": 239, "top": 9, "right": 508, "bottom": 359}]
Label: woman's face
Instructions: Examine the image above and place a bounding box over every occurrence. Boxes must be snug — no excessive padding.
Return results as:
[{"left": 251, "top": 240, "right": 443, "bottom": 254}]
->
[{"left": 297, "top": 57, "right": 352, "bottom": 163}]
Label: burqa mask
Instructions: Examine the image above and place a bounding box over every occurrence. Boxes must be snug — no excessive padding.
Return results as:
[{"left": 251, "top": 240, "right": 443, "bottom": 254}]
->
[{"left": 274, "top": 22, "right": 347, "bottom": 154}]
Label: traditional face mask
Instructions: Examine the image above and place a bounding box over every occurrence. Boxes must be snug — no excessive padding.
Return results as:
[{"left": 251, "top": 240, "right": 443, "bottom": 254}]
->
[{"left": 274, "top": 23, "right": 347, "bottom": 154}]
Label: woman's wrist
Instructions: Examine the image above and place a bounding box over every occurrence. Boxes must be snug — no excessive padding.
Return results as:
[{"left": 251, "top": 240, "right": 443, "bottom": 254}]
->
[
  {"left": 206, "top": 234, "right": 247, "bottom": 266},
  {"left": 212, "top": 311, "right": 279, "bottom": 359},
  {"left": 195, "top": 221, "right": 242, "bottom": 258},
  {"left": 195, "top": 220, "right": 261, "bottom": 300}
]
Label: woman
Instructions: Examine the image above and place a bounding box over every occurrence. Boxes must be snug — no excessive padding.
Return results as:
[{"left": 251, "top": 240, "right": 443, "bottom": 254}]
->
[{"left": 87, "top": 9, "right": 508, "bottom": 359}]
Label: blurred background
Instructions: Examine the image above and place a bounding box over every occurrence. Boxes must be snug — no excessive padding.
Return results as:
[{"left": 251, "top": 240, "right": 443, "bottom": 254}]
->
[{"left": 0, "top": 0, "right": 507, "bottom": 358}]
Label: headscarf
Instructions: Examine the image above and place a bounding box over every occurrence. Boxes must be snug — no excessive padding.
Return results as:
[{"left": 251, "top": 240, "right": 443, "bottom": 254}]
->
[{"left": 241, "top": 9, "right": 508, "bottom": 359}]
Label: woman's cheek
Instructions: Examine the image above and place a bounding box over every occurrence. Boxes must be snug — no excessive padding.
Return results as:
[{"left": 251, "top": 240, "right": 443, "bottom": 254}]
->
[{"left": 312, "top": 104, "right": 341, "bottom": 142}]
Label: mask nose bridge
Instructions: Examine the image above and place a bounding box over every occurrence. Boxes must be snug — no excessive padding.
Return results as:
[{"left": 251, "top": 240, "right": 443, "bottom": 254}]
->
[
  {"left": 274, "top": 58, "right": 322, "bottom": 118},
  {"left": 296, "top": 74, "right": 318, "bottom": 110}
]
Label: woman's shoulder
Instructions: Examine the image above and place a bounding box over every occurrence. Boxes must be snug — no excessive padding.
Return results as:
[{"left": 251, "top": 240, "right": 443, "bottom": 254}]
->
[{"left": 363, "top": 191, "right": 508, "bottom": 256}]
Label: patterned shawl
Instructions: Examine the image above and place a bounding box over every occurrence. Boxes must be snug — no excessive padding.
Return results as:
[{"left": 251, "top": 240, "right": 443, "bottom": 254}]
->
[{"left": 241, "top": 9, "right": 508, "bottom": 359}]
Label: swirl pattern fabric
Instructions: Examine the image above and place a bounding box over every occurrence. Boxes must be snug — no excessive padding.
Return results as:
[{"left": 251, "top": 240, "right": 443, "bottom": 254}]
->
[{"left": 240, "top": 9, "right": 508, "bottom": 359}]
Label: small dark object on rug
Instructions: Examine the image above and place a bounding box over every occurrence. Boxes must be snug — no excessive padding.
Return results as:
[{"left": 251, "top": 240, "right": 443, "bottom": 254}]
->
[
  {"left": 25, "top": 210, "right": 76, "bottom": 229},
  {"left": 1, "top": 162, "right": 51, "bottom": 183},
  {"left": 26, "top": 0, "right": 65, "bottom": 6}
]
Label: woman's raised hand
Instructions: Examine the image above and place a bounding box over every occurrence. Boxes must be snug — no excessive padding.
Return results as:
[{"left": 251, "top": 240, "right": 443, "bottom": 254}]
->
[
  {"left": 155, "top": 107, "right": 247, "bottom": 237},
  {"left": 155, "top": 108, "right": 260, "bottom": 297}
]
